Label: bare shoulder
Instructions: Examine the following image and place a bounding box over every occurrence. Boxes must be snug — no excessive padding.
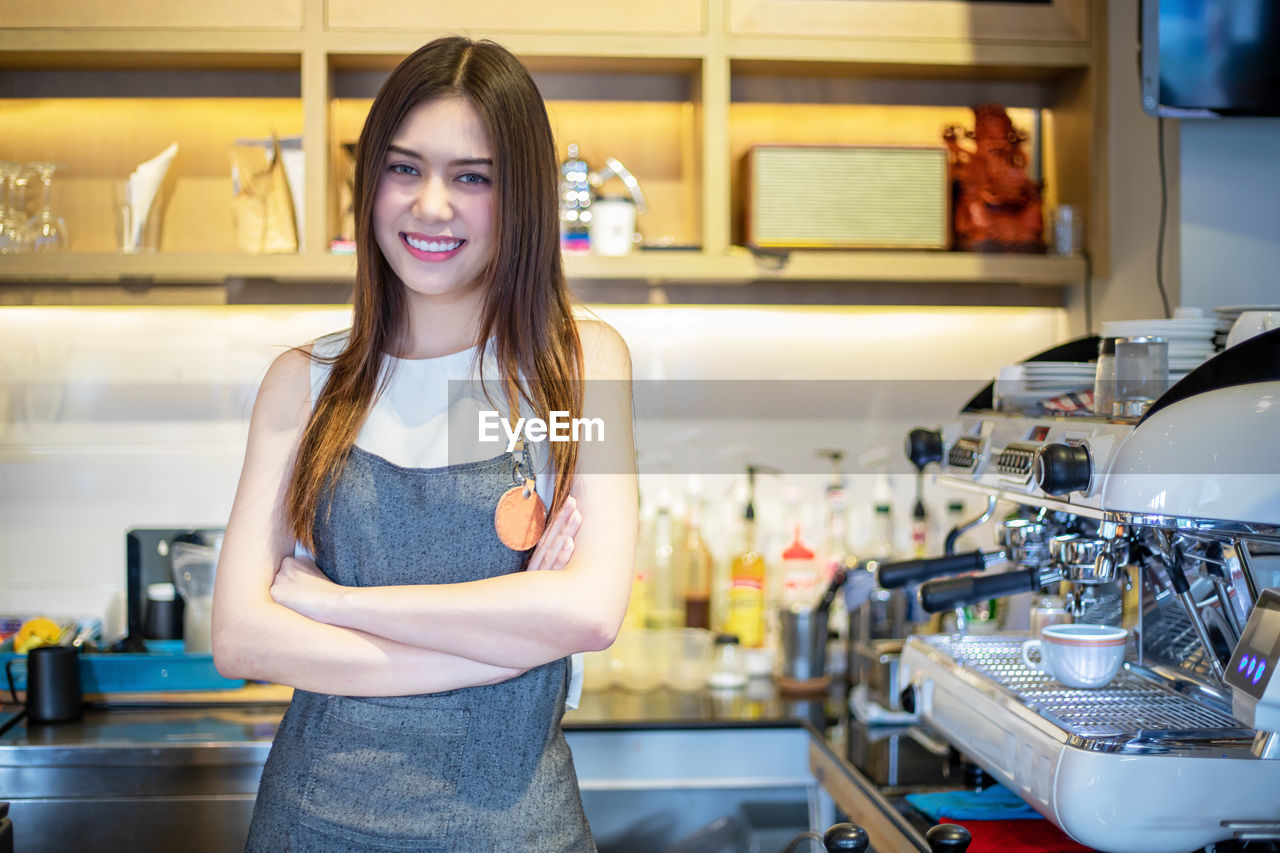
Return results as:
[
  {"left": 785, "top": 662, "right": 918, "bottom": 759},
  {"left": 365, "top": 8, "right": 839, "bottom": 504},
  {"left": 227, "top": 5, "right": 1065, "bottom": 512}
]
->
[
  {"left": 575, "top": 317, "right": 632, "bottom": 382},
  {"left": 252, "top": 344, "right": 315, "bottom": 434}
]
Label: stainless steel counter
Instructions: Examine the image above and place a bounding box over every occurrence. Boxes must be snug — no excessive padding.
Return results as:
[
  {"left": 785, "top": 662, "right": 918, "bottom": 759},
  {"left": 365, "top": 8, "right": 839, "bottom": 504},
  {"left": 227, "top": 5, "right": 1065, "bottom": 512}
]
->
[{"left": 0, "top": 686, "right": 928, "bottom": 853}]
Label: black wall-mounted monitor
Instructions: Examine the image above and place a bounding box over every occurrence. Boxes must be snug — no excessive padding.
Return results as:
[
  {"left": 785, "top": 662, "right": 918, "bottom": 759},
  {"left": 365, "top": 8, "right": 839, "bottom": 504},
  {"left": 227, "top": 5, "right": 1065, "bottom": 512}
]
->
[{"left": 1140, "top": 0, "right": 1280, "bottom": 118}]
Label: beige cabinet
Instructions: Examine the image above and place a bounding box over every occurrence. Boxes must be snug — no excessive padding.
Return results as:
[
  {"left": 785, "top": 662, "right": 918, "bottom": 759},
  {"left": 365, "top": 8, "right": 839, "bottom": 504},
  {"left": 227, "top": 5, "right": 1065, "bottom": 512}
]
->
[
  {"left": 0, "top": 0, "right": 1101, "bottom": 303},
  {"left": 326, "top": 0, "right": 704, "bottom": 36},
  {"left": 0, "top": 0, "right": 302, "bottom": 30},
  {"left": 728, "top": 0, "right": 1088, "bottom": 44}
]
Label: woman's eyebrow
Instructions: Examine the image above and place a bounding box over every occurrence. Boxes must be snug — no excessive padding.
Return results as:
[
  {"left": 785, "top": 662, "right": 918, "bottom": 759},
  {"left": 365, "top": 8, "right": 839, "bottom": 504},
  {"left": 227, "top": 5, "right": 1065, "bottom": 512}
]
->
[
  {"left": 384, "top": 145, "right": 491, "bottom": 168},
  {"left": 386, "top": 144, "right": 422, "bottom": 160}
]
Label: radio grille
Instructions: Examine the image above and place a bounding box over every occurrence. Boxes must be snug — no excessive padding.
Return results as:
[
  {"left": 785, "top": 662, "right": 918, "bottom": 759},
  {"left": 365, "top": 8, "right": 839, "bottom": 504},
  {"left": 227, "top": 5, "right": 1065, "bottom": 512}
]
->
[{"left": 746, "top": 145, "right": 949, "bottom": 249}]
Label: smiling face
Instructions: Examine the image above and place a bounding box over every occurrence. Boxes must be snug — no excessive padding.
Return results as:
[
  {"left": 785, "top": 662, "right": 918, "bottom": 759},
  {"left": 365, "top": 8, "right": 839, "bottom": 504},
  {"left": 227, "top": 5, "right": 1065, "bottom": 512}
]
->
[{"left": 373, "top": 96, "right": 496, "bottom": 307}]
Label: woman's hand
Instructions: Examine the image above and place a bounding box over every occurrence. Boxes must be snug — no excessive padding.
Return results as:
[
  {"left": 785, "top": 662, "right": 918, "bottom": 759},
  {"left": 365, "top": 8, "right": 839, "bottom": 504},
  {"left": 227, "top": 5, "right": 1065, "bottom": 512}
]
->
[
  {"left": 526, "top": 496, "right": 581, "bottom": 572},
  {"left": 270, "top": 555, "right": 342, "bottom": 623}
]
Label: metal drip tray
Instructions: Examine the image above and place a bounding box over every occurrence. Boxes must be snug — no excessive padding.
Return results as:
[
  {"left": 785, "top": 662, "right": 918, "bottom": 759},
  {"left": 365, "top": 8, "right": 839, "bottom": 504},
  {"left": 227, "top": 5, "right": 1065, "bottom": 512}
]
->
[
  {"left": 921, "top": 635, "right": 1248, "bottom": 742},
  {"left": 899, "top": 633, "right": 1280, "bottom": 852}
]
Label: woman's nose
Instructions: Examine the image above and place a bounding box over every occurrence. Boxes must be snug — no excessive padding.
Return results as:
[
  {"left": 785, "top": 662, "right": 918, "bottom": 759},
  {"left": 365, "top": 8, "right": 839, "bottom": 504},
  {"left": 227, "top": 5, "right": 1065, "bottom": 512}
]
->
[{"left": 412, "top": 175, "right": 452, "bottom": 221}]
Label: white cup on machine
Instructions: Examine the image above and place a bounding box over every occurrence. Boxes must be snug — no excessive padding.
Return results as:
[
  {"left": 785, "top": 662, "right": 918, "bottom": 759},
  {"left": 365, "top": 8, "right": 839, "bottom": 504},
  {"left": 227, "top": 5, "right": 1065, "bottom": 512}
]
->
[{"left": 1021, "top": 623, "right": 1128, "bottom": 688}]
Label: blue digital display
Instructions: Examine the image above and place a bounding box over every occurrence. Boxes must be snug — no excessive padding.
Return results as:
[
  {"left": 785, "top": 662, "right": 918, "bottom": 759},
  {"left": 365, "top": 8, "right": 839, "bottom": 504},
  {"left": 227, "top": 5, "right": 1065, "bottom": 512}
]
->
[{"left": 1228, "top": 589, "right": 1280, "bottom": 702}]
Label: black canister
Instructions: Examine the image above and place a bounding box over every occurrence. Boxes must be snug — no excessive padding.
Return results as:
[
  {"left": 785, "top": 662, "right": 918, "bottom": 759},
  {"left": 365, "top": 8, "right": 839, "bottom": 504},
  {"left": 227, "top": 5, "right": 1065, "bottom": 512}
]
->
[
  {"left": 144, "top": 582, "right": 184, "bottom": 640},
  {"left": 6, "top": 644, "right": 83, "bottom": 724}
]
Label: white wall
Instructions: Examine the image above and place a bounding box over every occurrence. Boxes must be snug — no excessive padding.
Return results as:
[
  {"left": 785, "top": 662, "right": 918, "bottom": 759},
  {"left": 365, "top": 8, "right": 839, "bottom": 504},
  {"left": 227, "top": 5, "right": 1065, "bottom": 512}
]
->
[
  {"left": 0, "top": 304, "right": 1069, "bottom": 634},
  {"left": 1179, "top": 118, "right": 1280, "bottom": 311},
  {"left": 1100, "top": 0, "right": 1183, "bottom": 323}
]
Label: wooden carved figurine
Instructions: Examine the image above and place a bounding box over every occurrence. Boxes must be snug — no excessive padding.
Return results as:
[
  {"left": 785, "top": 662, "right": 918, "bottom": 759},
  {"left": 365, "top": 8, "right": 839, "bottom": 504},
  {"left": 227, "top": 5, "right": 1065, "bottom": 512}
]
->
[{"left": 943, "top": 104, "right": 1045, "bottom": 253}]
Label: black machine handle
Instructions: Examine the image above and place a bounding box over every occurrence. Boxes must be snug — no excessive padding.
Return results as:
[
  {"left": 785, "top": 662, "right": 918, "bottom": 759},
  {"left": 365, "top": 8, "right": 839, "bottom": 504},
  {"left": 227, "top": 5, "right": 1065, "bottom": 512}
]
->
[
  {"left": 926, "top": 823, "right": 972, "bottom": 852},
  {"left": 919, "top": 569, "right": 1038, "bottom": 613},
  {"left": 877, "top": 551, "right": 986, "bottom": 590},
  {"left": 823, "top": 823, "right": 869, "bottom": 852}
]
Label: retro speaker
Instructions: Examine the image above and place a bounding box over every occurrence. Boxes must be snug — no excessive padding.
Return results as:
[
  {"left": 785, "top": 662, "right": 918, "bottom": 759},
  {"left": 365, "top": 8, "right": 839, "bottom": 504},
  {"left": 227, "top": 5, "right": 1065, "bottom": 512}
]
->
[{"left": 743, "top": 144, "right": 950, "bottom": 250}]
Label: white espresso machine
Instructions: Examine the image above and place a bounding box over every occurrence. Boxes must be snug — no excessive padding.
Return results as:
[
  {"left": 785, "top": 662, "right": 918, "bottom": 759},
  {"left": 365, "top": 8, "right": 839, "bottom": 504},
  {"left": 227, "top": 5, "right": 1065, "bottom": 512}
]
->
[{"left": 887, "top": 330, "right": 1280, "bottom": 853}]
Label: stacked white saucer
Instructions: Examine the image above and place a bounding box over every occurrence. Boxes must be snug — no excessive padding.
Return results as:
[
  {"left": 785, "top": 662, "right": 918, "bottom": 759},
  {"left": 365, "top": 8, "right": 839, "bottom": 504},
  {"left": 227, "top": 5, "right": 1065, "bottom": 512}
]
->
[
  {"left": 1101, "top": 309, "right": 1217, "bottom": 384},
  {"left": 1021, "top": 361, "right": 1096, "bottom": 396}
]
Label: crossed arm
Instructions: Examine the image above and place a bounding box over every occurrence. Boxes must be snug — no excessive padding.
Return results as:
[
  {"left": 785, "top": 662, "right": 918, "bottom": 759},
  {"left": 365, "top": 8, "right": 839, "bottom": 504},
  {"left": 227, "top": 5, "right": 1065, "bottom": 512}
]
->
[{"left": 211, "top": 324, "right": 637, "bottom": 696}]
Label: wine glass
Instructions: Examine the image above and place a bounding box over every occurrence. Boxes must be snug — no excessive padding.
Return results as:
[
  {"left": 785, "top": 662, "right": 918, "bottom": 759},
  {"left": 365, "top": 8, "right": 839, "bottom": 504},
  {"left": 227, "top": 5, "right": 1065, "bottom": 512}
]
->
[
  {"left": 0, "top": 162, "right": 33, "bottom": 254},
  {"left": 24, "top": 162, "right": 68, "bottom": 253}
]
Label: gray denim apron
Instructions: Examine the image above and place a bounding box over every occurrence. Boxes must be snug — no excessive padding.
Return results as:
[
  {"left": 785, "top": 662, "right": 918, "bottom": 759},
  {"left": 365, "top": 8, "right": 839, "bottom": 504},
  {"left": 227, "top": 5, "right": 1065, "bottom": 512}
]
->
[{"left": 245, "top": 446, "right": 595, "bottom": 851}]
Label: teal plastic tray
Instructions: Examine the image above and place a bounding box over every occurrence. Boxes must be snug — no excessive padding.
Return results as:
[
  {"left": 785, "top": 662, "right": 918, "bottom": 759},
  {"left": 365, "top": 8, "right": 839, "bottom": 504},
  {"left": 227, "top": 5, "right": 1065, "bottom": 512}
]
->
[{"left": 3, "top": 640, "right": 245, "bottom": 693}]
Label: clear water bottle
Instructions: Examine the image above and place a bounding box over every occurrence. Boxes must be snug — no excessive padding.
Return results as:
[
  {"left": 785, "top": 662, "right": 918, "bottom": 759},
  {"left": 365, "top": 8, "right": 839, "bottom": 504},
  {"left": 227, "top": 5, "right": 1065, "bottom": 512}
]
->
[{"left": 559, "top": 143, "right": 591, "bottom": 252}]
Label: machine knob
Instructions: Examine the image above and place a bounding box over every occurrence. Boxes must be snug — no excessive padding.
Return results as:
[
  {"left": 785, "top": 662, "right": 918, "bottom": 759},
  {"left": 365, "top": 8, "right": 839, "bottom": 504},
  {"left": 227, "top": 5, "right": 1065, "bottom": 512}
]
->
[
  {"left": 823, "top": 823, "right": 870, "bottom": 852},
  {"left": 1033, "top": 442, "right": 1092, "bottom": 496},
  {"left": 926, "top": 823, "right": 972, "bottom": 852},
  {"left": 907, "top": 428, "right": 944, "bottom": 470}
]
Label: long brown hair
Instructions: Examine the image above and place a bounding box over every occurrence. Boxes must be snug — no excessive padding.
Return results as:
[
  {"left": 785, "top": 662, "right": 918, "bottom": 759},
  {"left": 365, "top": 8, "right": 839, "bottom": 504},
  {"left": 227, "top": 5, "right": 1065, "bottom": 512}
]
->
[{"left": 286, "top": 37, "right": 582, "bottom": 550}]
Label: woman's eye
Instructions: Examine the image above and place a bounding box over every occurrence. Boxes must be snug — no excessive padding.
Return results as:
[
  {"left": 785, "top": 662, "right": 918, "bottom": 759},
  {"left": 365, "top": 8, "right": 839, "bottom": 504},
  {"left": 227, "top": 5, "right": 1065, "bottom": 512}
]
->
[
  {"left": 459, "top": 172, "right": 491, "bottom": 185},
  {"left": 388, "top": 163, "right": 419, "bottom": 177}
]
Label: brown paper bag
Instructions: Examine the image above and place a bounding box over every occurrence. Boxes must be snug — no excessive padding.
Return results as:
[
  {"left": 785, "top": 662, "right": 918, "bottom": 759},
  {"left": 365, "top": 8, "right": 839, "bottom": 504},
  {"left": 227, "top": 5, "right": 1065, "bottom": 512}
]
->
[{"left": 229, "top": 134, "right": 298, "bottom": 254}]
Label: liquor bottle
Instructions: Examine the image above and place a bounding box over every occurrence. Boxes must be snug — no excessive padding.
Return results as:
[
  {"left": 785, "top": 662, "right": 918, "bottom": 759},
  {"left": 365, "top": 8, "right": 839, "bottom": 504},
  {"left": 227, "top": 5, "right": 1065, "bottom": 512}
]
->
[
  {"left": 869, "top": 502, "right": 897, "bottom": 562},
  {"left": 724, "top": 468, "right": 767, "bottom": 649},
  {"left": 780, "top": 523, "right": 819, "bottom": 609},
  {"left": 817, "top": 450, "right": 856, "bottom": 580},
  {"left": 646, "top": 498, "right": 684, "bottom": 630},
  {"left": 625, "top": 502, "right": 653, "bottom": 630},
  {"left": 682, "top": 490, "right": 714, "bottom": 630}
]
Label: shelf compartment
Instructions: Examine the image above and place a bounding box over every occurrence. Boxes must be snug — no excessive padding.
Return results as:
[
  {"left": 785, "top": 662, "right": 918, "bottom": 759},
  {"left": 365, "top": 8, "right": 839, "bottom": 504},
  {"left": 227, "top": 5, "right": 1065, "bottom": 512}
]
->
[
  {"left": 1, "top": 96, "right": 303, "bottom": 254},
  {"left": 328, "top": 57, "right": 703, "bottom": 253},
  {"left": 727, "top": 102, "right": 1044, "bottom": 248}
]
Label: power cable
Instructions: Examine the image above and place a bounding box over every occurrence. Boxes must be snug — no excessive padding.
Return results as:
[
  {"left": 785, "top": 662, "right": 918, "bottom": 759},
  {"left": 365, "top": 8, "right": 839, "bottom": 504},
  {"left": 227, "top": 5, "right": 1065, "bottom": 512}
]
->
[{"left": 1155, "top": 117, "right": 1173, "bottom": 318}]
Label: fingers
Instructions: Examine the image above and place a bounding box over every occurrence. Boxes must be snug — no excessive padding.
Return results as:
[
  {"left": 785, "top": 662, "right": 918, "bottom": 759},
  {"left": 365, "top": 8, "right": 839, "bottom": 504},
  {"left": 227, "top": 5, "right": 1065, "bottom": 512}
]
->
[
  {"left": 527, "top": 497, "right": 580, "bottom": 572},
  {"left": 550, "top": 536, "right": 575, "bottom": 572}
]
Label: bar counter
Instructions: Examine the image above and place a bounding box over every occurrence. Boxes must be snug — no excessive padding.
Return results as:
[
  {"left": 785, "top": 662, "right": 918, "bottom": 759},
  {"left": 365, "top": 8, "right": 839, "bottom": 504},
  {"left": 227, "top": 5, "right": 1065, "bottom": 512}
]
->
[{"left": 0, "top": 683, "right": 932, "bottom": 853}]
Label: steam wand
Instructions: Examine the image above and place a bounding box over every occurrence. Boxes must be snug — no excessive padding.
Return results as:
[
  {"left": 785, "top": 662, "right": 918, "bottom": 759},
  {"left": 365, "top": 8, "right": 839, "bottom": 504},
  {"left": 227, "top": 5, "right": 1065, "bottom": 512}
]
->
[{"left": 1153, "top": 530, "right": 1227, "bottom": 683}]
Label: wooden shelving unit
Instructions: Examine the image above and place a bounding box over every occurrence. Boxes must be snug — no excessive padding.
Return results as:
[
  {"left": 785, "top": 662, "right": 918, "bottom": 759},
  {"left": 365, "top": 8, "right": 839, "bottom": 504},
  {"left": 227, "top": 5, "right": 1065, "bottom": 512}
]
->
[
  {"left": 0, "top": 0, "right": 1103, "bottom": 305},
  {"left": 0, "top": 249, "right": 1083, "bottom": 286}
]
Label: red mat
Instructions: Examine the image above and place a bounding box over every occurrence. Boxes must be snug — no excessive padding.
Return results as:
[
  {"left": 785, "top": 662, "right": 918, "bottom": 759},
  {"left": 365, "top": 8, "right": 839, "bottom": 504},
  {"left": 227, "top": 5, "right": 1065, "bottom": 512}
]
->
[{"left": 943, "top": 818, "right": 1096, "bottom": 853}]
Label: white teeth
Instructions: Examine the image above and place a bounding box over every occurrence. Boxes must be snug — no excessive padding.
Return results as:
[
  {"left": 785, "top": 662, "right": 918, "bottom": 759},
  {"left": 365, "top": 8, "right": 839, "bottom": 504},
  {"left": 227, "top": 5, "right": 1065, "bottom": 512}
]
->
[{"left": 405, "top": 235, "right": 463, "bottom": 252}]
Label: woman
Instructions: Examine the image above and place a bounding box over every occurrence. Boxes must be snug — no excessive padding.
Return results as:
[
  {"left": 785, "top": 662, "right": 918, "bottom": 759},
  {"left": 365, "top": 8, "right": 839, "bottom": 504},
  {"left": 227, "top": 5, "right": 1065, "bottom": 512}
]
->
[{"left": 212, "top": 36, "right": 637, "bottom": 851}]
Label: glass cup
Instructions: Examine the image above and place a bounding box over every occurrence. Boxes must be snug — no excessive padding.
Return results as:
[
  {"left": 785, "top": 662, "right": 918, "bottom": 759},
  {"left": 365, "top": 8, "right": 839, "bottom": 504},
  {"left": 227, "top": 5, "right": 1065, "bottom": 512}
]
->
[
  {"left": 666, "top": 627, "right": 714, "bottom": 692},
  {"left": 1113, "top": 336, "right": 1168, "bottom": 417},
  {"left": 171, "top": 539, "right": 220, "bottom": 653},
  {"left": 24, "top": 162, "right": 68, "bottom": 252},
  {"left": 1092, "top": 337, "right": 1117, "bottom": 417},
  {"left": 0, "top": 164, "right": 34, "bottom": 254},
  {"left": 1051, "top": 204, "right": 1083, "bottom": 257},
  {"left": 115, "top": 179, "right": 162, "bottom": 253},
  {"left": 1029, "top": 595, "right": 1073, "bottom": 639}
]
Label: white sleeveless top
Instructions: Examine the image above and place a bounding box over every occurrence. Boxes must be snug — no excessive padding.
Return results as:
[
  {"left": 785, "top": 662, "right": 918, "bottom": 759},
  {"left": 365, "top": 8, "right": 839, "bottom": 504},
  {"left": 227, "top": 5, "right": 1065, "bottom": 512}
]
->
[{"left": 301, "top": 328, "right": 582, "bottom": 707}]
